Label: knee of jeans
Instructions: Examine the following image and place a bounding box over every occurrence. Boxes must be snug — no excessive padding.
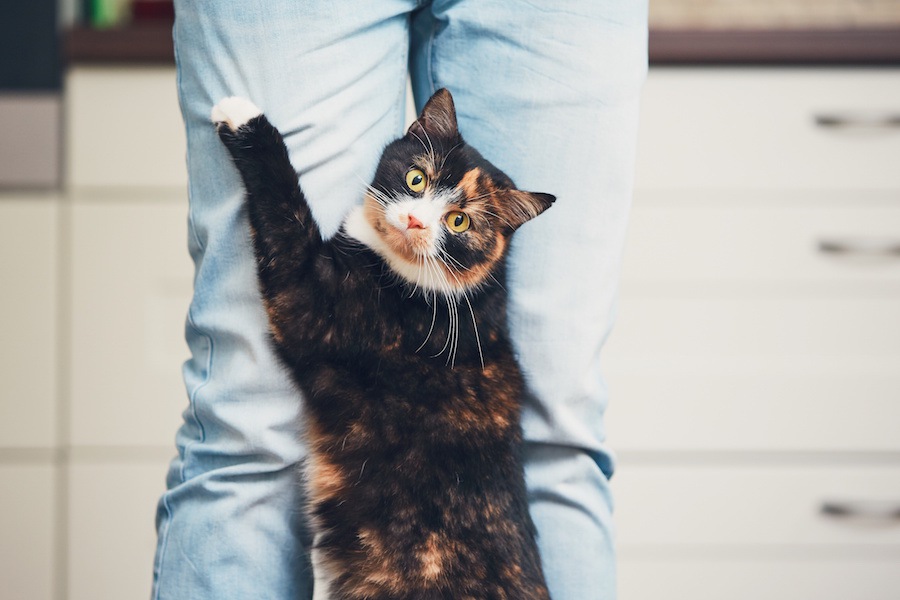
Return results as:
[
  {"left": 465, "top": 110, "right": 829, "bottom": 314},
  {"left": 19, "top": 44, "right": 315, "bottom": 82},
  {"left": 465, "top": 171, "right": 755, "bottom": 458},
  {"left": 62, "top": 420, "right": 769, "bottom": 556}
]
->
[
  {"left": 174, "top": 368, "right": 307, "bottom": 483},
  {"left": 524, "top": 443, "right": 614, "bottom": 496}
]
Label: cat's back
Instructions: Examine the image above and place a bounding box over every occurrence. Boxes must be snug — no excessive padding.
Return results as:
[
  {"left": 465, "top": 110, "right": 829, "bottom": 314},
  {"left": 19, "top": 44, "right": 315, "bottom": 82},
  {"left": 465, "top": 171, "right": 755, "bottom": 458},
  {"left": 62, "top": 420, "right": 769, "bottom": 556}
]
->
[{"left": 302, "top": 339, "right": 549, "bottom": 599}]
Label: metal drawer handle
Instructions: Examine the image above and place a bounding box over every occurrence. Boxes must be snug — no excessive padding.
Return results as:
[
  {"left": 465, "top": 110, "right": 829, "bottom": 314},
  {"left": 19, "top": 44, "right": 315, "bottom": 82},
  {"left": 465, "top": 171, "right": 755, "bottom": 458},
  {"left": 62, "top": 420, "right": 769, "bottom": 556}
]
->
[
  {"left": 820, "top": 500, "right": 900, "bottom": 520},
  {"left": 815, "top": 112, "right": 900, "bottom": 128},
  {"left": 818, "top": 238, "right": 900, "bottom": 257}
]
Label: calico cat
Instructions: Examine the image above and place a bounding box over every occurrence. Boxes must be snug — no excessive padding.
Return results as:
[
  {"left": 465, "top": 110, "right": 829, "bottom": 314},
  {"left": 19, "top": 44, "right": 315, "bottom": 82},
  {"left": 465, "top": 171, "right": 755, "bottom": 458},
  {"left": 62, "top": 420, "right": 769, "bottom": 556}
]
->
[{"left": 212, "top": 89, "right": 555, "bottom": 600}]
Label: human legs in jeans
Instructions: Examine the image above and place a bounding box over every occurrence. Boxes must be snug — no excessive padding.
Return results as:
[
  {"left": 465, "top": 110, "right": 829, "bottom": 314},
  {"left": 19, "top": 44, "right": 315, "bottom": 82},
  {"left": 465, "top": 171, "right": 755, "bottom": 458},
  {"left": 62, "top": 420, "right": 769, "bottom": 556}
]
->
[{"left": 153, "top": 1, "right": 646, "bottom": 598}]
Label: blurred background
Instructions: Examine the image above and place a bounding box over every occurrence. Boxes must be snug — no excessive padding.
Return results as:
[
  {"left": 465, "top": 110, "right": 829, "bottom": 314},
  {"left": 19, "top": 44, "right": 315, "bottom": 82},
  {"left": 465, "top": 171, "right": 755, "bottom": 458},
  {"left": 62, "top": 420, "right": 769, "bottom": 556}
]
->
[{"left": 1, "top": 1, "right": 898, "bottom": 599}]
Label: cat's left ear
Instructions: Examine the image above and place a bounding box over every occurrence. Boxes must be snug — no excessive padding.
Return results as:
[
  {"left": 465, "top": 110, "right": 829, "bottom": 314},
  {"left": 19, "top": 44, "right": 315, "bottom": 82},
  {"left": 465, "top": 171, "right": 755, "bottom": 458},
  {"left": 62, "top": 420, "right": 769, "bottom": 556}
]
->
[
  {"left": 505, "top": 190, "right": 556, "bottom": 230},
  {"left": 407, "top": 88, "right": 459, "bottom": 140}
]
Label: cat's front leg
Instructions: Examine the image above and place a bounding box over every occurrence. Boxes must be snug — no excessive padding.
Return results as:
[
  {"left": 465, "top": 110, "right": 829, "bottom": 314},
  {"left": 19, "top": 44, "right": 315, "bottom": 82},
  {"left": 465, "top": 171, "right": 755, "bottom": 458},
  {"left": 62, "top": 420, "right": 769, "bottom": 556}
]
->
[
  {"left": 213, "top": 97, "right": 341, "bottom": 349},
  {"left": 212, "top": 96, "right": 328, "bottom": 291}
]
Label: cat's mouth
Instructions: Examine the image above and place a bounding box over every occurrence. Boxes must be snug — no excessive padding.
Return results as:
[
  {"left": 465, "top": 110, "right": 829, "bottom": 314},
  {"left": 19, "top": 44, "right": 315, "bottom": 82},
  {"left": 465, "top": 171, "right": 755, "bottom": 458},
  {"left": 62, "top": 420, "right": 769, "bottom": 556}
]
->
[
  {"left": 396, "top": 219, "right": 434, "bottom": 253},
  {"left": 387, "top": 222, "right": 435, "bottom": 259},
  {"left": 364, "top": 195, "right": 439, "bottom": 261},
  {"left": 365, "top": 197, "right": 434, "bottom": 264}
]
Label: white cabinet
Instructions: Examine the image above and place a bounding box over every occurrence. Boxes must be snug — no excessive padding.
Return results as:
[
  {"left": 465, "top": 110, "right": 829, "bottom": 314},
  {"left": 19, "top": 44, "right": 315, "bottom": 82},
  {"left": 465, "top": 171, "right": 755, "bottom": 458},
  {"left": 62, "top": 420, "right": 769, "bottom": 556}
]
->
[
  {"left": 608, "top": 68, "right": 900, "bottom": 599},
  {"left": 0, "top": 66, "right": 195, "bottom": 600},
  {"left": 59, "top": 66, "right": 191, "bottom": 600},
  {"left": 0, "top": 189, "right": 189, "bottom": 600}
]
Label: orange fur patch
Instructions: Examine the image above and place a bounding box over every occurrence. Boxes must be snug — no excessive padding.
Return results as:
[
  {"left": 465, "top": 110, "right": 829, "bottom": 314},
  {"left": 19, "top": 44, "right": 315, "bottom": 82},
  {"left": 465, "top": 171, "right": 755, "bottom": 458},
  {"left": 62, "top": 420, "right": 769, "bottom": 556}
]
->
[
  {"left": 456, "top": 168, "right": 481, "bottom": 198},
  {"left": 307, "top": 453, "right": 346, "bottom": 503},
  {"left": 418, "top": 532, "right": 447, "bottom": 582}
]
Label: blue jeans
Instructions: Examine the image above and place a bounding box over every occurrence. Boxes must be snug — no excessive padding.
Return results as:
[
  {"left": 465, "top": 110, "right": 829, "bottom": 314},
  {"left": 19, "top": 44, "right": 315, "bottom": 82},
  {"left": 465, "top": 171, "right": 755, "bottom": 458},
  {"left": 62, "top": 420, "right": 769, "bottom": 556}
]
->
[{"left": 153, "top": 1, "right": 647, "bottom": 598}]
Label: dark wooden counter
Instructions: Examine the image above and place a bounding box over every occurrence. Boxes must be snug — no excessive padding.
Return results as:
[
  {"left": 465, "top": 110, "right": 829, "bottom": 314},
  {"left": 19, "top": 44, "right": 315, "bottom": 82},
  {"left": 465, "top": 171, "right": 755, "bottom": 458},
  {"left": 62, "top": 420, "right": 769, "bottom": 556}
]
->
[
  {"left": 65, "top": 24, "right": 900, "bottom": 66},
  {"left": 650, "top": 28, "right": 900, "bottom": 64},
  {"left": 65, "top": 23, "right": 175, "bottom": 64}
]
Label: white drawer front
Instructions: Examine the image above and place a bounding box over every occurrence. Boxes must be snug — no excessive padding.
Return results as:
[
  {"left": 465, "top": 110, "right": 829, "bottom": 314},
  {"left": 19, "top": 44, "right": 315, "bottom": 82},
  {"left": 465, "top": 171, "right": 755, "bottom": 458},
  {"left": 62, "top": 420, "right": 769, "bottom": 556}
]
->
[
  {"left": 604, "top": 294, "right": 900, "bottom": 451},
  {"left": 613, "top": 465, "right": 900, "bottom": 547},
  {"left": 609, "top": 295, "right": 900, "bottom": 358},
  {"left": 0, "top": 197, "right": 58, "bottom": 448},
  {"left": 605, "top": 357, "right": 900, "bottom": 451},
  {"left": 70, "top": 199, "right": 193, "bottom": 447},
  {"left": 623, "top": 195, "right": 900, "bottom": 286},
  {"left": 66, "top": 67, "right": 186, "bottom": 188},
  {"left": 68, "top": 460, "right": 169, "bottom": 600},
  {"left": 636, "top": 69, "right": 900, "bottom": 190},
  {"left": 620, "top": 555, "right": 900, "bottom": 600},
  {"left": 0, "top": 464, "right": 55, "bottom": 600}
]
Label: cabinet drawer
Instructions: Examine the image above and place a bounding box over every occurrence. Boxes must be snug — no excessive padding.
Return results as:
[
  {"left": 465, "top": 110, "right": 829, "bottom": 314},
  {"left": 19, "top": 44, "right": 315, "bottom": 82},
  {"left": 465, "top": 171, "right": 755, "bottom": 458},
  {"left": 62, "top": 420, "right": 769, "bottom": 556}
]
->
[
  {"left": 636, "top": 69, "right": 900, "bottom": 190},
  {"left": 622, "top": 194, "right": 900, "bottom": 287},
  {"left": 609, "top": 295, "right": 900, "bottom": 358},
  {"left": 605, "top": 356, "right": 900, "bottom": 451},
  {"left": 66, "top": 67, "right": 186, "bottom": 188},
  {"left": 0, "top": 197, "right": 58, "bottom": 448},
  {"left": 619, "top": 555, "right": 900, "bottom": 600},
  {"left": 68, "top": 459, "right": 169, "bottom": 600},
  {"left": 0, "top": 464, "right": 55, "bottom": 600},
  {"left": 604, "top": 294, "right": 900, "bottom": 451},
  {"left": 613, "top": 465, "right": 900, "bottom": 547},
  {"left": 70, "top": 198, "right": 192, "bottom": 447}
]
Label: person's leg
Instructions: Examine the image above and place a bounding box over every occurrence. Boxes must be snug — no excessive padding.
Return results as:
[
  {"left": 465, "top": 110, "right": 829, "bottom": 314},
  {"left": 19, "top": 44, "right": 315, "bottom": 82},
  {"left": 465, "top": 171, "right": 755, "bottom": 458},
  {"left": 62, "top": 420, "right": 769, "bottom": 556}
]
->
[
  {"left": 153, "top": 2, "right": 413, "bottom": 598},
  {"left": 409, "top": 2, "right": 648, "bottom": 598}
]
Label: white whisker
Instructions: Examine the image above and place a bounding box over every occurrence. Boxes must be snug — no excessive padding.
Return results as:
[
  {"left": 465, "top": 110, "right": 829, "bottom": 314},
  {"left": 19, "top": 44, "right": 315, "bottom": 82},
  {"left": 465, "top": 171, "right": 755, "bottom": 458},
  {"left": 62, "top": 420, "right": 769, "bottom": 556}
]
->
[
  {"left": 439, "top": 142, "right": 462, "bottom": 171},
  {"left": 462, "top": 190, "right": 496, "bottom": 203},
  {"left": 438, "top": 248, "right": 472, "bottom": 274},
  {"left": 446, "top": 293, "right": 458, "bottom": 367},
  {"left": 470, "top": 206, "right": 515, "bottom": 230},
  {"left": 416, "top": 289, "right": 439, "bottom": 354},
  {"left": 462, "top": 292, "right": 485, "bottom": 371}
]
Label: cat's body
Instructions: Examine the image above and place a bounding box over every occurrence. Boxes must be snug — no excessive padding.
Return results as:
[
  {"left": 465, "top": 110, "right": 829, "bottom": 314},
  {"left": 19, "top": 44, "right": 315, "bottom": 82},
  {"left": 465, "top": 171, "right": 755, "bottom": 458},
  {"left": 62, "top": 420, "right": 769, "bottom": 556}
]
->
[{"left": 213, "top": 90, "right": 554, "bottom": 600}]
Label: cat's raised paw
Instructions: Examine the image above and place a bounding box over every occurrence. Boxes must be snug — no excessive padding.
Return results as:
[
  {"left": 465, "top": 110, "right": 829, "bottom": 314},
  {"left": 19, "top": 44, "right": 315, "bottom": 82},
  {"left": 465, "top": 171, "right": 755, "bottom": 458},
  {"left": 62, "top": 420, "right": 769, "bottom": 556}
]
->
[{"left": 211, "top": 97, "right": 263, "bottom": 132}]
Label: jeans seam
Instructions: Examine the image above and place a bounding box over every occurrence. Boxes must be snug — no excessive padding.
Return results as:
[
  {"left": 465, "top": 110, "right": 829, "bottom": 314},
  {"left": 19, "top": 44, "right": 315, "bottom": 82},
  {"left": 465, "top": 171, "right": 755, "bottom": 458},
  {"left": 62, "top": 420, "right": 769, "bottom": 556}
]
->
[
  {"left": 151, "top": 493, "right": 173, "bottom": 600},
  {"left": 180, "top": 308, "right": 212, "bottom": 484},
  {"left": 397, "top": 16, "right": 411, "bottom": 134},
  {"left": 173, "top": 18, "right": 204, "bottom": 253},
  {"left": 153, "top": 307, "right": 212, "bottom": 597},
  {"left": 425, "top": 10, "right": 438, "bottom": 95}
]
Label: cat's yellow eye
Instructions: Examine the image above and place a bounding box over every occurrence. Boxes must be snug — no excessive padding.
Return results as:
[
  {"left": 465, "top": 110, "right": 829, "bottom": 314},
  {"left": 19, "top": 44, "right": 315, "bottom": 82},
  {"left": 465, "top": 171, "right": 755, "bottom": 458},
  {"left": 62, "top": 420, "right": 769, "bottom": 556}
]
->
[
  {"left": 405, "top": 169, "right": 427, "bottom": 193},
  {"left": 445, "top": 211, "right": 471, "bottom": 233}
]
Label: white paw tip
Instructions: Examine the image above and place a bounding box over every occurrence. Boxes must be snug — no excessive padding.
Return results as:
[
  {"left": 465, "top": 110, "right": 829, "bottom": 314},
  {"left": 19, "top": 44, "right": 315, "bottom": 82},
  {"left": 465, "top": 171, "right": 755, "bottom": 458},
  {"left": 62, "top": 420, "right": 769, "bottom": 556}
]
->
[{"left": 211, "top": 96, "right": 263, "bottom": 131}]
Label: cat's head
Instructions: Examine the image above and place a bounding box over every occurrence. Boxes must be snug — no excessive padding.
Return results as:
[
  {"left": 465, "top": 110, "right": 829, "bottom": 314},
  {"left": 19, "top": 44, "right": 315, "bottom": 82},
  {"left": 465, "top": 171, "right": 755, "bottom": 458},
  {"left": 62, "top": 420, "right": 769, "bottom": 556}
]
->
[{"left": 345, "top": 89, "right": 555, "bottom": 296}]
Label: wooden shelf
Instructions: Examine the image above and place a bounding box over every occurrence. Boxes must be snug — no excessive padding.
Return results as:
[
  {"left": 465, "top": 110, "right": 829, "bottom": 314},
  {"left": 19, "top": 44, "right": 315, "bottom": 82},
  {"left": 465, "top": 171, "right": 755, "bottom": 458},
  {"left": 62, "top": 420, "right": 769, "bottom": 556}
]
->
[{"left": 64, "top": 24, "right": 900, "bottom": 66}]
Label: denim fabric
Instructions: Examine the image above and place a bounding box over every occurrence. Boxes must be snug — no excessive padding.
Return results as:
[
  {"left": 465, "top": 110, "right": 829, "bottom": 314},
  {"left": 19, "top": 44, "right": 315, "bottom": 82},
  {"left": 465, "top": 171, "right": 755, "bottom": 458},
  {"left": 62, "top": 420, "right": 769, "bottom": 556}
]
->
[{"left": 153, "top": 1, "right": 646, "bottom": 598}]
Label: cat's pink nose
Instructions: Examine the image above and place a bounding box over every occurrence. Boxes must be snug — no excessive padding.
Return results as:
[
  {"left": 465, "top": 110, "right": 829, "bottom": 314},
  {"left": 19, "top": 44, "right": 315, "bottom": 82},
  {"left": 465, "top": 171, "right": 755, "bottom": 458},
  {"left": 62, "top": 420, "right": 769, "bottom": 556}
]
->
[{"left": 406, "top": 214, "right": 425, "bottom": 230}]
